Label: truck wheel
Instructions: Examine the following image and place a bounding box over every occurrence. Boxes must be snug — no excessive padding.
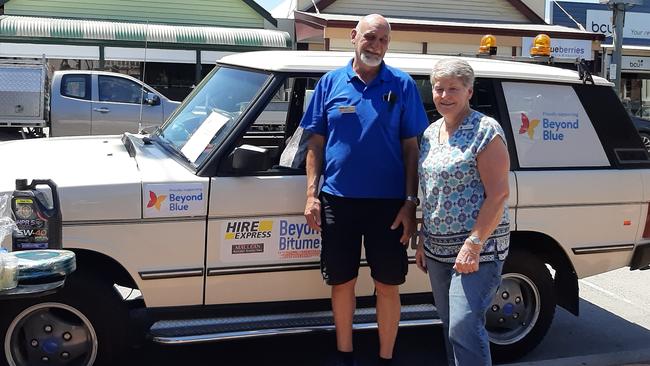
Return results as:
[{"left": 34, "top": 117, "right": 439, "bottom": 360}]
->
[
  {"left": 1, "top": 273, "right": 129, "bottom": 366},
  {"left": 487, "top": 250, "right": 556, "bottom": 362}
]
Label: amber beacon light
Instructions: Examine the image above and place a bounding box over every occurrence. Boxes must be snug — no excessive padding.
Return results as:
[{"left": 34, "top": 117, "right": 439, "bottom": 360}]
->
[
  {"left": 478, "top": 34, "right": 497, "bottom": 55},
  {"left": 530, "top": 34, "right": 551, "bottom": 57}
]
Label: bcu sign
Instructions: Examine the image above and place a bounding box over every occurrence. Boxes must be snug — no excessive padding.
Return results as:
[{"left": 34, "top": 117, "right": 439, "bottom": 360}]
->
[
  {"left": 587, "top": 10, "right": 650, "bottom": 39},
  {"left": 622, "top": 56, "right": 650, "bottom": 71},
  {"left": 521, "top": 37, "right": 592, "bottom": 60}
]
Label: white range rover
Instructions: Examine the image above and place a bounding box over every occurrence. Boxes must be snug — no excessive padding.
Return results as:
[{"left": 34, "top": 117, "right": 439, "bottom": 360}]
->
[{"left": 1, "top": 51, "right": 650, "bottom": 366}]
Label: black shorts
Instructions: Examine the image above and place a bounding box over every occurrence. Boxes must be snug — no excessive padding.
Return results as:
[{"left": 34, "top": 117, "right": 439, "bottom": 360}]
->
[{"left": 319, "top": 192, "right": 408, "bottom": 286}]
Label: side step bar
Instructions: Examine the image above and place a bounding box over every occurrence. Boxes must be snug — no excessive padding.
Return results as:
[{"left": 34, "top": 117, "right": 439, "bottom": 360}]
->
[{"left": 151, "top": 304, "right": 440, "bottom": 345}]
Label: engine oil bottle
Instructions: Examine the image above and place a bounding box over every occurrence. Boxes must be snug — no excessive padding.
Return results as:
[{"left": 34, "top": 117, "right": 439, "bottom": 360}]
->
[{"left": 11, "top": 179, "right": 62, "bottom": 251}]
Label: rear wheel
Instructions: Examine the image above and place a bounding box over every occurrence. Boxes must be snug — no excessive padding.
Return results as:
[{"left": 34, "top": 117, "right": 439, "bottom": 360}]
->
[
  {"left": 2, "top": 273, "right": 129, "bottom": 366},
  {"left": 488, "top": 251, "right": 556, "bottom": 362}
]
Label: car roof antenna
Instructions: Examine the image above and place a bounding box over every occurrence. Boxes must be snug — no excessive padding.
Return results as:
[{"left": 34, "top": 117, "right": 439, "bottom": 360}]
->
[
  {"left": 138, "top": 20, "right": 149, "bottom": 134},
  {"left": 577, "top": 58, "right": 594, "bottom": 85}
]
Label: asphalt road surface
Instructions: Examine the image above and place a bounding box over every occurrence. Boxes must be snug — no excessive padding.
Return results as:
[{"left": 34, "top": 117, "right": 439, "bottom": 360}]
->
[{"left": 121, "top": 267, "right": 650, "bottom": 366}]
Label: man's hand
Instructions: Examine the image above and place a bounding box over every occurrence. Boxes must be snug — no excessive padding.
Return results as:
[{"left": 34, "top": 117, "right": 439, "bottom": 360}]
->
[
  {"left": 304, "top": 196, "right": 322, "bottom": 232},
  {"left": 390, "top": 202, "right": 416, "bottom": 245},
  {"left": 453, "top": 239, "right": 481, "bottom": 274}
]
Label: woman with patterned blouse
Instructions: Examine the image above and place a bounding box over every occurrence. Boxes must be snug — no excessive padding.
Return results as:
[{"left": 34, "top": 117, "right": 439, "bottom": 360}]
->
[{"left": 415, "top": 58, "right": 510, "bottom": 366}]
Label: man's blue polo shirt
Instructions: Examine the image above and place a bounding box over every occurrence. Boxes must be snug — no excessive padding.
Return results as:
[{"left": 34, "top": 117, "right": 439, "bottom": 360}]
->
[{"left": 300, "top": 59, "right": 429, "bottom": 199}]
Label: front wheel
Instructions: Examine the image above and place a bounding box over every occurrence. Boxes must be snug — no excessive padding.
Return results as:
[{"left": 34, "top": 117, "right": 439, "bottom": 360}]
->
[
  {"left": 1, "top": 273, "right": 129, "bottom": 366},
  {"left": 488, "top": 251, "right": 556, "bottom": 362}
]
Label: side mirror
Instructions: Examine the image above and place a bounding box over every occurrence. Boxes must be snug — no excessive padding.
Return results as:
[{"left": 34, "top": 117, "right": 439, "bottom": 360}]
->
[
  {"left": 231, "top": 144, "right": 271, "bottom": 172},
  {"left": 144, "top": 92, "right": 161, "bottom": 106}
]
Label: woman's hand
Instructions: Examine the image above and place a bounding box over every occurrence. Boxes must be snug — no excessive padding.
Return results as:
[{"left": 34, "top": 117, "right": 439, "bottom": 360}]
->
[
  {"left": 415, "top": 242, "right": 427, "bottom": 274},
  {"left": 453, "top": 239, "right": 481, "bottom": 274}
]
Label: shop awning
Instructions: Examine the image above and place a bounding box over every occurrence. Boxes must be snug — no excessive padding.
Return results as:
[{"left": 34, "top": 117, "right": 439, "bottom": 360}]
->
[
  {"left": 295, "top": 11, "right": 605, "bottom": 42},
  {"left": 0, "top": 15, "right": 291, "bottom": 49}
]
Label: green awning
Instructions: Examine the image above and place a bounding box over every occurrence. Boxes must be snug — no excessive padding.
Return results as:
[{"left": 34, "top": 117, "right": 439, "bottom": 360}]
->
[{"left": 0, "top": 15, "right": 291, "bottom": 48}]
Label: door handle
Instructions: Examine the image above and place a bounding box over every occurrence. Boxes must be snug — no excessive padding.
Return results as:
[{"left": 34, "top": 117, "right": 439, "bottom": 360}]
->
[{"left": 93, "top": 107, "right": 110, "bottom": 113}]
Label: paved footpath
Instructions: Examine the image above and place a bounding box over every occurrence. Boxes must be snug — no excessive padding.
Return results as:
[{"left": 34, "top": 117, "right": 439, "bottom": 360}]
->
[{"left": 502, "top": 266, "right": 650, "bottom": 366}]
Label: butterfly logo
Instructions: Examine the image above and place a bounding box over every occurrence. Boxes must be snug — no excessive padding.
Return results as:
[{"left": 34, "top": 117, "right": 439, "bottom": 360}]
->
[
  {"left": 519, "top": 113, "right": 540, "bottom": 140},
  {"left": 147, "top": 191, "right": 167, "bottom": 210}
]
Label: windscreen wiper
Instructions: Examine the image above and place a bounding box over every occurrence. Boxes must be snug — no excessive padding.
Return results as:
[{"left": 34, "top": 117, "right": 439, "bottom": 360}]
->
[{"left": 146, "top": 130, "right": 193, "bottom": 166}]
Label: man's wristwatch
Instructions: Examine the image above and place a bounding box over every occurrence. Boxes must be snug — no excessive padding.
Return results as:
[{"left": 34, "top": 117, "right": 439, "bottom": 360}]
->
[{"left": 405, "top": 195, "right": 420, "bottom": 206}]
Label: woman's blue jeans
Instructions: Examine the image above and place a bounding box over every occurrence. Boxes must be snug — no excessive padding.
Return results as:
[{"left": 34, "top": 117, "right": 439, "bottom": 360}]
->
[{"left": 426, "top": 257, "right": 504, "bottom": 366}]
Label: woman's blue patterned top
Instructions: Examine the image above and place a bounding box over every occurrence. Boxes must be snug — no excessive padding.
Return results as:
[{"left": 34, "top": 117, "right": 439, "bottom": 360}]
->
[{"left": 418, "top": 110, "right": 510, "bottom": 263}]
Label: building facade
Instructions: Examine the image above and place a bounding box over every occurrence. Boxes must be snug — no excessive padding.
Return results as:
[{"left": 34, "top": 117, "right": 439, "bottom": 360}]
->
[
  {"left": 552, "top": 1, "right": 650, "bottom": 117},
  {"left": 0, "top": 0, "right": 291, "bottom": 99},
  {"left": 292, "top": 0, "right": 602, "bottom": 70}
]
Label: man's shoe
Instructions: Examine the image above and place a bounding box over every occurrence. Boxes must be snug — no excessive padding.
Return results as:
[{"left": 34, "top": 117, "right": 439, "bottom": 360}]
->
[
  {"left": 377, "top": 356, "right": 393, "bottom": 366},
  {"left": 335, "top": 350, "right": 355, "bottom": 366}
]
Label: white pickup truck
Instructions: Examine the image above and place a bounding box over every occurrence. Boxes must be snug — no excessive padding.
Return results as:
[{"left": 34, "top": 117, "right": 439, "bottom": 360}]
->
[
  {"left": 1, "top": 51, "right": 649, "bottom": 366},
  {"left": 0, "top": 59, "right": 180, "bottom": 137}
]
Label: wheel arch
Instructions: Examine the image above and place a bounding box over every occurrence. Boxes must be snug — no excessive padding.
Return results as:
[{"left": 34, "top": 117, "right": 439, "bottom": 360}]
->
[
  {"left": 71, "top": 248, "right": 138, "bottom": 289},
  {"left": 509, "top": 230, "right": 579, "bottom": 315}
]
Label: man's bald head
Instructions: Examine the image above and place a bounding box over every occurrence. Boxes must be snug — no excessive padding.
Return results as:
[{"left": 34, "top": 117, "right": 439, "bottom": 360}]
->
[
  {"left": 355, "top": 14, "right": 391, "bottom": 34},
  {"left": 351, "top": 14, "right": 391, "bottom": 68}
]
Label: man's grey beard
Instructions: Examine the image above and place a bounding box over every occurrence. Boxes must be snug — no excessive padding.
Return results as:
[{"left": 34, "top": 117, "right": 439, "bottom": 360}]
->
[{"left": 360, "top": 52, "right": 382, "bottom": 67}]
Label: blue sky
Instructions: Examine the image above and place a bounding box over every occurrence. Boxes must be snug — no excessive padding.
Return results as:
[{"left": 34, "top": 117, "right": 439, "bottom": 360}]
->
[{"left": 254, "top": 0, "right": 287, "bottom": 12}]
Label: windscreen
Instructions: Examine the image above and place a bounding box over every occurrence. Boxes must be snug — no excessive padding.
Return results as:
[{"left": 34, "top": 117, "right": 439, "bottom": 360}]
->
[{"left": 158, "top": 66, "right": 270, "bottom": 164}]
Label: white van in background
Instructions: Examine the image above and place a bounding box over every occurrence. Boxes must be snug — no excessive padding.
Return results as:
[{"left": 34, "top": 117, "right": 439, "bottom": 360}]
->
[{"left": 1, "top": 51, "right": 649, "bottom": 366}]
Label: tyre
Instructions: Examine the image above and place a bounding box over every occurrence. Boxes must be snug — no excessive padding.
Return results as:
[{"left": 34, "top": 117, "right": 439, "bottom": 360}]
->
[
  {"left": 639, "top": 132, "right": 650, "bottom": 152},
  {"left": 1, "top": 272, "right": 129, "bottom": 366},
  {"left": 487, "top": 250, "right": 556, "bottom": 362}
]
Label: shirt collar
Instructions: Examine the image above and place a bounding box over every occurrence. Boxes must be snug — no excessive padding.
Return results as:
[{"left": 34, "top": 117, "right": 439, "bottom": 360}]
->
[{"left": 345, "top": 58, "right": 393, "bottom": 84}]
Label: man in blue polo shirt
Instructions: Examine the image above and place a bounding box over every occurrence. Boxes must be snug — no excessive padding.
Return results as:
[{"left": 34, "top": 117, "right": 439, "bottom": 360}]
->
[{"left": 301, "top": 14, "right": 429, "bottom": 366}]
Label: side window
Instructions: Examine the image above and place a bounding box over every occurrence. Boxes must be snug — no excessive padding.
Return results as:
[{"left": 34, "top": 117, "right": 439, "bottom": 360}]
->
[
  {"left": 222, "top": 76, "right": 320, "bottom": 175},
  {"left": 61, "top": 74, "right": 90, "bottom": 100},
  {"left": 98, "top": 75, "right": 143, "bottom": 104},
  {"left": 574, "top": 83, "right": 650, "bottom": 167},
  {"left": 414, "top": 77, "right": 435, "bottom": 121},
  {"left": 413, "top": 77, "right": 498, "bottom": 122},
  {"left": 502, "top": 82, "right": 610, "bottom": 168}
]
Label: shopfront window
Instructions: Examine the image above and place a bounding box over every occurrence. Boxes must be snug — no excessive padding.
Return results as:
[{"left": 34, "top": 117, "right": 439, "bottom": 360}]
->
[
  {"left": 144, "top": 62, "right": 196, "bottom": 102},
  {"left": 623, "top": 76, "right": 650, "bottom": 119}
]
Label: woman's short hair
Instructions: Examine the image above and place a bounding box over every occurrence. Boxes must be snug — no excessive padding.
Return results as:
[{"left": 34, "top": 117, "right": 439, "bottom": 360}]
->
[{"left": 430, "top": 58, "right": 475, "bottom": 88}]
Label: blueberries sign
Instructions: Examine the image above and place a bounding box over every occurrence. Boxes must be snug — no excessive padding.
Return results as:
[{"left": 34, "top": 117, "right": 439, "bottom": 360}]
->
[{"left": 521, "top": 37, "right": 592, "bottom": 60}]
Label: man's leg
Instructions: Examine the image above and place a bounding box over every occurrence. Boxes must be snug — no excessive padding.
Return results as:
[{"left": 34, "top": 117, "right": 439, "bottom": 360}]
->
[
  {"left": 363, "top": 197, "right": 408, "bottom": 361},
  {"left": 332, "top": 278, "right": 357, "bottom": 352},
  {"left": 374, "top": 280, "right": 401, "bottom": 359},
  {"left": 320, "top": 193, "right": 362, "bottom": 364}
]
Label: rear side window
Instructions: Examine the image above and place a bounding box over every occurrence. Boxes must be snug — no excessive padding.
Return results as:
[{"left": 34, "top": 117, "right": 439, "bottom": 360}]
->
[
  {"left": 414, "top": 77, "right": 499, "bottom": 122},
  {"left": 61, "top": 74, "right": 90, "bottom": 100},
  {"left": 502, "top": 82, "right": 610, "bottom": 168}
]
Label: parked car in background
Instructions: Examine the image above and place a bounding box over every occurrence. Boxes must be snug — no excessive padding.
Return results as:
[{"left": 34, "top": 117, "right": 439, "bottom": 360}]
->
[
  {"left": 630, "top": 113, "right": 650, "bottom": 152},
  {"left": 0, "top": 59, "right": 180, "bottom": 138}
]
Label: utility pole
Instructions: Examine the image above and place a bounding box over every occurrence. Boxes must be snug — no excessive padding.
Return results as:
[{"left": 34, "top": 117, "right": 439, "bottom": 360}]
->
[{"left": 600, "top": 0, "right": 641, "bottom": 97}]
